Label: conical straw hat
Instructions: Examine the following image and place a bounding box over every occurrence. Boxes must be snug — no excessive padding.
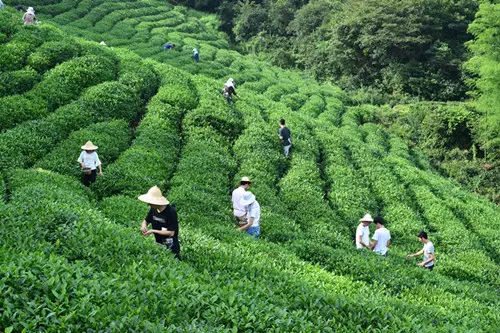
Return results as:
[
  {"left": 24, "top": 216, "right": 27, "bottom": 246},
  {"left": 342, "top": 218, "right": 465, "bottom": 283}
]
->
[
  {"left": 81, "top": 141, "right": 98, "bottom": 150},
  {"left": 138, "top": 186, "right": 169, "bottom": 205}
]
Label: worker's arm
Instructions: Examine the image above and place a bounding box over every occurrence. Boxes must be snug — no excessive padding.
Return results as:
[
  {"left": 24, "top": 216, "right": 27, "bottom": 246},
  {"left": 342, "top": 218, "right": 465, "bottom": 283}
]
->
[
  {"left": 145, "top": 228, "right": 175, "bottom": 237},
  {"left": 358, "top": 234, "right": 369, "bottom": 248},
  {"left": 370, "top": 240, "right": 377, "bottom": 250},
  {"left": 418, "top": 253, "right": 434, "bottom": 267},
  {"left": 238, "top": 217, "right": 253, "bottom": 231},
  {"left": 98, "top": 164, "right": 103, "bottom": 175},
  {"left": 407, "top": 249, "right": 423, "bottom": 258},
  {"left": 386, "top": 240, "right": 391, "bottom": 247}
]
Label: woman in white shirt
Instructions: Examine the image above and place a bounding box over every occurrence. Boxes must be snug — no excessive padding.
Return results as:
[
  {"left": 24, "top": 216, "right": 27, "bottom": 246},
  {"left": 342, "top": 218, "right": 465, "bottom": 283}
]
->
[{"left": 77, "top": 141, "right": 103, "bottom": 186}]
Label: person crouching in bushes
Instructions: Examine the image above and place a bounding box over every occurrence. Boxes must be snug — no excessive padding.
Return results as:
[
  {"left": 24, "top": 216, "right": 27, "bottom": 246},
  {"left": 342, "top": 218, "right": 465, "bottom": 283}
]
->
[
  {"left": 139, "top": 186, "right": 180, "bottom": 260},
  {"left": 356, "top": 213, "right": 373, "bottom": 249},
  {"left": 222, "top": 78, "right": 237, "bottom": 104},
  {"left": 77, "top": 141, "right": 102, "bottom": 187},
  {"left": 192, "top": 48, "right": 200, "bottom": 62},
  {"left": 237, "top": 191, "right": 261, "bottom": 238},
  {"left": 22, "top": 7, "right": 37, "bottom": 25}
]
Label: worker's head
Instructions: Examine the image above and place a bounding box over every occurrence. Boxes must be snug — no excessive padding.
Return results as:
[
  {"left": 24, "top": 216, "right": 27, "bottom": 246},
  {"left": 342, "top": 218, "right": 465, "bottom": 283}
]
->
[
  {"left": 239, "top": 176, "right": 252, "bottom": 189},
  {"left": 279, "top": 119, "right": 285, "bottom": 126},
  {"left": 359, "top": 213, "right": 373, "bottom": 226},
  {"left": 374, "top": 216, "right": 384, "bottom": 228},
  {"left": 417, "top": 231, "right": 428, "bottom": 242}
]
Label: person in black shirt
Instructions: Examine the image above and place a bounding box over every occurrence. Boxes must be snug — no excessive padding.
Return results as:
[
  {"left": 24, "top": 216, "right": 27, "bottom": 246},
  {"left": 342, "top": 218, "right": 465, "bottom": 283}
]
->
[
  {"left": 278, "top": 118, "right": 291, "bottom": 157},
  {"left": 139, "top": 186, "right": 180, "bottom": 260}
]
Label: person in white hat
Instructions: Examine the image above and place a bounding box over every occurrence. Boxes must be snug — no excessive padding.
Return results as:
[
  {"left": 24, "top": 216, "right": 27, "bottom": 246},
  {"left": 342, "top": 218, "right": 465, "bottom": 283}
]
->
[
  {"left": 356, "top": 213, "right": 373, "bottom": 249},
  {"left": 232, "top": 176, "right": 252, "bottom": 225},
  {"left": 77, "top": 141, "right": 102, "bottom": 187},
  {"left": 192, "top": 48, "right": 199, "bottom": 62},
  {"left": 222, "top": 78, "right": 237, "bottom": 104},
  {"left": 237, "top": 191, "right": 260, "bottom": 238},
  {"left": 139, "top": 186, "right": 180, "bottom": 259},
  {"left": 23, "top": 7, "right": 37, "bottom": 25}
]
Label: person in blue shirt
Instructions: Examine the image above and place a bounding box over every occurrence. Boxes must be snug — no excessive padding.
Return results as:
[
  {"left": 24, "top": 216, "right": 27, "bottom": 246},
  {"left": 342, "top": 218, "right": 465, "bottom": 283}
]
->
[
  {"left": 164, "top": 43, "right": 175, "bottom": 51},
  {"left": 0, "top": 0, "right": 4, "bottom": 10}
]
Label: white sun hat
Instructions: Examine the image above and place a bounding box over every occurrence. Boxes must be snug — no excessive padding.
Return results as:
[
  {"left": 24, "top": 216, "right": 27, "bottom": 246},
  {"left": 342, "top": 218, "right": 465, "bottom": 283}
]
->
[
  {"left": 360, "top": 213, "right": 373, "bottom": 222},
  {"left": 238, "top": 176, "right": 253, "bottom": 185},
  {"left": 81, "top": 141, "right": 98, "bottom": 150},
  {"left": 138, "top": 186, "right": 169, "bottom": 205},
  {"left": 239, "top": 191, "right": 256, "bottom": 206}
]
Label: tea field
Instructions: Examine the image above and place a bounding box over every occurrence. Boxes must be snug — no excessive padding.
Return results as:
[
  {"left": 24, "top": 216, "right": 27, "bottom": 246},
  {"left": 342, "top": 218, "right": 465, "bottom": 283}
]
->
[{"left": 0, "top": 2, "right": 499, "bottom": 332}]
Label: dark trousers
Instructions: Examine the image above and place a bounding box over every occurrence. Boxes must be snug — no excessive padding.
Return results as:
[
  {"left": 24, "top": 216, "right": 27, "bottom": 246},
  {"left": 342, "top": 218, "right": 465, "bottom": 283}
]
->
[
  {"left": 82, "top": 169, "right": 97, "bottom": 187},
  {"left": 193, "top": 53, "right": 199, "bottom": 62},
  {"left": 425, "top": 265, "right": 434, "bottom": 271}
]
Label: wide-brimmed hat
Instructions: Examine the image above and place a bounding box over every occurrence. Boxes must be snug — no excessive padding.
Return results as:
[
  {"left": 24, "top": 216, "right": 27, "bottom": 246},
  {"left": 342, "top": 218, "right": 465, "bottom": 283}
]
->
[
  {"left": 240, "top": 191, "right": 255, "bottom": 206},
  {"left": 138, "top": 186, "right": 169, "bottom": 205},
  {"left": 81, "top": 141, "right": 98, "bottom": 150},
  {"left": 27, "top": 7, "right": 35, "bottom": 14},
  {"left": 238, "top": 176, "right": 253, "bottom": 185},
  {"left": 360, "top": 213, "right": 373, "bottom": 222}
]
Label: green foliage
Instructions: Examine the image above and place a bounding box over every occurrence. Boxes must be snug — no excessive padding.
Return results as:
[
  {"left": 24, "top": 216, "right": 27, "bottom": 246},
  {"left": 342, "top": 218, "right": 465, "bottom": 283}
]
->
[
  {"left": 27, "top": 39, "right": 82, "bottom": 73},
  {"left": 465, "top": 0, "right": 500, "bottom": 162},
  {"left": 92, "top": 85, "right": 187, "bottom": 198},
  {"left": 99, "top": 195, "right": 149, "bottom": 228},
  {"left": 0, "top": 81, "right": 141, "bottom": 171},
  {"left": 0, "top": 67, "right": 39, "bottom": 96},
  {"left": 0, "top": 94, "right": 47, "bottom": 131},
  {"left": 31, "top": 55, "right": 118, "bottom": 112}
]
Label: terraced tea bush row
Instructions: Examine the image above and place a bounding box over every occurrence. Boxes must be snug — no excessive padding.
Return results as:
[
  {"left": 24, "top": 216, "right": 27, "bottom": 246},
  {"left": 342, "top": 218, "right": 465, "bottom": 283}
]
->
[
  {"left": 0, "top": 67, "right": 38, "bottom": 97},
  {"left": 0, "top": 81, "right": 140, "bottom": 171},
  {"left": 93, "top": 65, "right": 197, "bottom": 198}
]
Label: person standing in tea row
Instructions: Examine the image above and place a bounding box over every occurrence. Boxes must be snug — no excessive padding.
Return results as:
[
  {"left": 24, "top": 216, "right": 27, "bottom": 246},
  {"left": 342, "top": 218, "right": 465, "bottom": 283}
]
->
[
  {"left": 77, "top": 141, "right": 103, "bottom": 187},
  {"left": 278, "top": 119, "right": 291, "bottom": 157}
]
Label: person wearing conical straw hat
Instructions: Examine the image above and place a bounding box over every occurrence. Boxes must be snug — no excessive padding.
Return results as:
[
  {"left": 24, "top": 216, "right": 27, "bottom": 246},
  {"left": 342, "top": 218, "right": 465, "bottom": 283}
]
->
[
  {"left": 139, "top": 186, "right": 180, "bottom": 260},
  {"left": 356, "top": 213, "right": 373, "bottom": 249},
  {"left": 232, "top": 176, "right": 252, "bottom": 226},
  {"left": 77, "top": 141, "right": 102, "bottom": 187}
]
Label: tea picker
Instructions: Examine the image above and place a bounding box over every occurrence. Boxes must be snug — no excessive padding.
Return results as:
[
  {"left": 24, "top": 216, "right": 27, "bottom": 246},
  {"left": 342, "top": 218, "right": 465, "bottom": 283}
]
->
[
  {"left": 139, "top": 186, "right": 181, "bottom": 260},
  {"left": 77, "top": 141, "right": 102, "bottom": 187}
]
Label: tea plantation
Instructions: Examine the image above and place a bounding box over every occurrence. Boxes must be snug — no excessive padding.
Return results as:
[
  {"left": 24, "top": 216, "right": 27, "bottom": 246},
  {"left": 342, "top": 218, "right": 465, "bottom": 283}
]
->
[{"left": 0, "top": 2, "right": 499, "bottom": 332}]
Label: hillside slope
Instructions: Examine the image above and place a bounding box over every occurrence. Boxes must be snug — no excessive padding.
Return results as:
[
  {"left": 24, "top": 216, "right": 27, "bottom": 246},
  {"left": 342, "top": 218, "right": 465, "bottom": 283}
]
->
[{"left": 0, "top": 4, "right": 499, "bottom": 332}]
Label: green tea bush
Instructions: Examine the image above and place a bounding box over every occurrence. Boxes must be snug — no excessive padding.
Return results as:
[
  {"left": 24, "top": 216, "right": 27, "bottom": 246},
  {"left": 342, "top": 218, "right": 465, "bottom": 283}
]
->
[
  {"left": 0, "top": 81, "right": 141, "bottom": 171},
  {"left": 92, "top": 86, "right": 186, "bottom": 198},
  {"left": 0, "top": 9, "right": 19, "bottom": 42},
  {"left": 0, "top": 94, "right": 47, "bottom": 131},
  {"left": 31, "top": 55, "right": 118, "bottom": 112},
  {"left": 300, "top": 94, "right": 325, "bottom": 117},
  {"left": 0, "top": 67, "right": 38, "bottom": 96},
  {"left": 116, "top": 51, "right": 161, "bottom": 103},
  {"left": 0, "top": 41, "right": 35, "bottom": 71},
  {"left": 98, "top": 195, "right": 149, "bottom": 228},
  {"left": 35, "top": 120, "right": 132, "bottom": 179},
  {"left": 27, "top": 39, "right": 82, "bottom": 73}
]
